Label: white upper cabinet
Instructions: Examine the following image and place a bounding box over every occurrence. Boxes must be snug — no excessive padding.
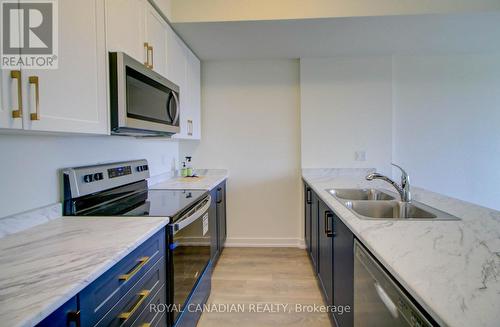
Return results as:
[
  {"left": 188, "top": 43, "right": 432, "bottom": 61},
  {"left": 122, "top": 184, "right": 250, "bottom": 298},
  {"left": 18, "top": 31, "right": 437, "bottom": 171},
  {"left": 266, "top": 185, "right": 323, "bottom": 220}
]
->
[
  {"left": 0, "top": 66, "right": 23, "bottom": 130},
  {"left": 0, "top": 0, "right": 108, "bottom": 134},
  {"left": 105, "top": 0, "right": 146, "bottom": 63},
  {"left": 106, "top": 0, "right": 168, "bottom": 76},
  {"left": 23, "top": 0, "right": 108, "bottom": 134},
  {"left": 166, "top": 25, "right": 186, "bottom": 88},
  {"left": 167, "top": 26, "right": 201, "bottom": 140},
  {"left": 145, "top": 3, "right": 168, "bottom": 76},
  {"left": 183, "top": 49, "right": 201, "bottom": 139}
]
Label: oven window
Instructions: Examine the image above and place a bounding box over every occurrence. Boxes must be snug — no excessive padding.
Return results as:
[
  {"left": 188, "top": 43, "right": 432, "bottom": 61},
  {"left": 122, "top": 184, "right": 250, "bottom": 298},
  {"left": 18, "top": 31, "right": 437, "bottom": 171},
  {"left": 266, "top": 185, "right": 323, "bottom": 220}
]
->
[
  {"left": 172, "top": 213, "right": 211, "bottom": 322},
  {"left": 126, "top": 67, "right": 175, "bottom": 125}
]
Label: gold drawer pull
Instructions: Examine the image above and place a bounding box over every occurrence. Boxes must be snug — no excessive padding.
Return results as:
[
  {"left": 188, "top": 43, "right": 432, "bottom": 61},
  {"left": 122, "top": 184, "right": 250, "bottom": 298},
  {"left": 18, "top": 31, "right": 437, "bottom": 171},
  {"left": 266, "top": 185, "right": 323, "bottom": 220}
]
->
[
  {"left": 144, "top": 42, "right": 150, "bottom": 67},
  {"left": 118, "top": 256, "right": 150, "bottom": 281},
  {"left": 148, "top": 45, "right": 154, "bottom": 69},
  {"left": 118, "top": 290, "right": 150, "bottom": 321},
  {"left": 29, "top": 76, "right": 40, "bottom": 120},
  {"left": 141, "top": 324, "right": 151, "bottom": 327},
  {"left": 11, "top": 70, "right": 23, "bottom": 118}
]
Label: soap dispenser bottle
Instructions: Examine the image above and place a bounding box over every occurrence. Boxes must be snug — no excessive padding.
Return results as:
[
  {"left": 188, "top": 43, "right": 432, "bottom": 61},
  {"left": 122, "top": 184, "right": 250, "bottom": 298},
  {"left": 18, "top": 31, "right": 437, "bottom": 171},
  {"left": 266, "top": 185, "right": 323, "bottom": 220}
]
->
[
  {"left": 185, "top": 157, "right": 193, "bottom": 177},
  {"left": 180, "top": 162, "right": 188, "bottom": 177}
]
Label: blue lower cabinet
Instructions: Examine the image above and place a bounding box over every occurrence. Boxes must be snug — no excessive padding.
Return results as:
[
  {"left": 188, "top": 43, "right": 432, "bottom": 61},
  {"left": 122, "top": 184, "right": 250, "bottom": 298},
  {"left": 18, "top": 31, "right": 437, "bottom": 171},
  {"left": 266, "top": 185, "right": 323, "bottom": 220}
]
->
[
  {"left": 36, "top": 296, "right": 79, "bottom": 327},
  {"left": 332, "top": 214, "right": 354, "bottom": 327},
  {"left": 92, "top": 257, "right": 166, "bottom": 326},
  {"left": 174, "top": 262, "right": 212, "bottom": 327},
  {"left": 80, "top": 229, "right": 165, "bottom": 326},
  {"left": 306, "top": 186, "right": 355, "bottom": 327},
  {"left": 131, "top": 285, "right": 167, "bottom": 327}
]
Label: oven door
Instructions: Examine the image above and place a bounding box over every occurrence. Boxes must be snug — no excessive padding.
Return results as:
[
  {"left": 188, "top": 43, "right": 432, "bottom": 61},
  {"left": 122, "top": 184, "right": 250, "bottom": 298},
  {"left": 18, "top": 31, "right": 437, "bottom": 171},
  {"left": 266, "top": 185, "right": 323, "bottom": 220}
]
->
[{"left": 169, "top": 195, "right": 212, "bottom": 325}]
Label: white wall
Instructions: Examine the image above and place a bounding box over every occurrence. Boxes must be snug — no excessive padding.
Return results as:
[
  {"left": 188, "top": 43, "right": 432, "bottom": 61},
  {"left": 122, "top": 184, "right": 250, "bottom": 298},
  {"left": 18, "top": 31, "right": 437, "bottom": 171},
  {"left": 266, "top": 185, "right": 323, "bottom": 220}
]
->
[
  {"left": 393, "top": 54, "right": 500, "bottom": 210},
  {"left": 180, "top": 59, "right": 302, "bottom": 246},
  {"left": 0, "top": 134, "right": 179, "bottom": 218},
  {"left": 300, "top": 57, "right": 393, "bottom": 174}
]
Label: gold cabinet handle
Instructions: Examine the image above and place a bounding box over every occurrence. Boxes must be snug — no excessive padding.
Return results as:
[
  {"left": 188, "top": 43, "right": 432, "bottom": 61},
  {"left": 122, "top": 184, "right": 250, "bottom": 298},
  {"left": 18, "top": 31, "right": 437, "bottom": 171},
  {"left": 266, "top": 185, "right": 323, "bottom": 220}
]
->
[
  {"left": 118, "top": 290, "right": 150, "bottom": 321},
  {"left": 141, "top": 324, "right": 151, "bottom": 327},
  {"left": 11, "top": 70, "right": 23, "bottom": 118},
  {"left": 148, "top": 45, "right": 154, "bottom": 69},
  {"left": 118, "top": 256, "right": 150, "bottom": 281},
  {"left": 144, "top": 42, "right": 150, "bottom": 67},
  {"left": 29, "top": 76, "right": 40, "bottom": 120}
]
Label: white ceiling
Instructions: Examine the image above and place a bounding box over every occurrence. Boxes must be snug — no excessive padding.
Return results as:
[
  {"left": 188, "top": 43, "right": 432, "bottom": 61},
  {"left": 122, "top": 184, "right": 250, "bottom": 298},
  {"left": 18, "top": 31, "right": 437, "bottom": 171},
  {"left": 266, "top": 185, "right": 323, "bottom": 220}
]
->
[{"left": 173, "top": 13, "right": 500, "bottom": 60}]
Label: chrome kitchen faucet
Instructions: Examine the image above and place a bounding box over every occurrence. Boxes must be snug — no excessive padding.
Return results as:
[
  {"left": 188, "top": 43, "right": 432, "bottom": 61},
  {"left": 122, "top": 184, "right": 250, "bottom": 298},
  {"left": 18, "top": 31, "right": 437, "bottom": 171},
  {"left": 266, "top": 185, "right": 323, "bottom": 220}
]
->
[{"left": 365, "top": 163, "right": 411, "bottom": 202}]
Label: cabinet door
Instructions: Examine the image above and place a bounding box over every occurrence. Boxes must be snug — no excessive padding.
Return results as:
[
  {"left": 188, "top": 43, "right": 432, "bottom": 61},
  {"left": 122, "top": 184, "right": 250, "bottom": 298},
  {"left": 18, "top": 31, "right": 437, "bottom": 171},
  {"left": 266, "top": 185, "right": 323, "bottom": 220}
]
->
[
  {"left": 0, "top": 69, "right": 24, "bottom": 130},
  {"left": 175, "top": 48, "right": 201, "bottom": 139},
  {"left": 333, "top": 215, "right": 354, "bottom": 327},
  {"left": 37, "top": 296, "right": 78, "bottom": 327},
  {"left": 23, "top": 0, "right": 108, "bottom": 134},
  {"left": 0, "top": 9, "right": 22, "bottom": 130},
  {"left": 144, "top": 2, "right": 168, "bottom": 76},
  {"left": 105, "top": 0, "right": 146, "bottom": 63},
  {"left": 304, "top": 184, "right": 312, "bottom": 254},
  {"left": 310, "top": 191, "right": 319, "bottom": 271},
  {"left": 318, "top": 199, "right": 334, "bottom": 306},
  {"left": 166, "top": 25, "right": 186, "bottom": 88},
  {"left": 216, "top": 182, "right": 227, "bottom": 251}
]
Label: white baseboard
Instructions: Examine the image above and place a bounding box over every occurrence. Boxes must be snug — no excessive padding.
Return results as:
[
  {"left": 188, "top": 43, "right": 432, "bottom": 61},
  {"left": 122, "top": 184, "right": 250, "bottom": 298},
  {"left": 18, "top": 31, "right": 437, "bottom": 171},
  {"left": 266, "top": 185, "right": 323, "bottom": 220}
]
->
[{"left": 225, "top": 237, "right": 306, "bottom": 248}]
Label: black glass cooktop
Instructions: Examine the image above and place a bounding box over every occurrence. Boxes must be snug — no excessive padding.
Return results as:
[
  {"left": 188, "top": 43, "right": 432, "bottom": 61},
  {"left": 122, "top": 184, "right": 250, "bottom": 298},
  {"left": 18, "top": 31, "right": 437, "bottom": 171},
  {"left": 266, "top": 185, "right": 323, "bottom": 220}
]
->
[{"left": 66, "top": 180, "right": 207, "bottom": 221}]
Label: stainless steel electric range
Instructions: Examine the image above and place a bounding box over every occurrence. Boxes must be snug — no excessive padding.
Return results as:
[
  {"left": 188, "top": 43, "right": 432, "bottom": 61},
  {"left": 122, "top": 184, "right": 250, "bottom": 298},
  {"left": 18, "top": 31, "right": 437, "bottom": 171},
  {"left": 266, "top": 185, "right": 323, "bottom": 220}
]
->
[{"left": 62, "top": 159, "right": 212, "bottom": 327}]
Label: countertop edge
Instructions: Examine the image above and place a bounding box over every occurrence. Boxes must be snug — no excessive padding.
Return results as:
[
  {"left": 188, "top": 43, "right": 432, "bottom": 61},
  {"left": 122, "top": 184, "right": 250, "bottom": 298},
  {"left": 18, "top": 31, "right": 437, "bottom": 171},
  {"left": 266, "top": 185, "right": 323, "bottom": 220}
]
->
[
  {"left": 301, "top": 175, "right": 448, "bottom": 326},
  {"left": 16, "top": 218, "right": 170, "bottom": 327}
]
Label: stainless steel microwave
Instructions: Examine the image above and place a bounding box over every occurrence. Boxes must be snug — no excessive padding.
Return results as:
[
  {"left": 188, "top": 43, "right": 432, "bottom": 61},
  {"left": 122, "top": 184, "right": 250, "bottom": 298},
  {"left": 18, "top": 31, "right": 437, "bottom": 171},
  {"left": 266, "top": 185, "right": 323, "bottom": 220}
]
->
[{"left": 109, "top": 52, "right": 180, "bottom": 136}]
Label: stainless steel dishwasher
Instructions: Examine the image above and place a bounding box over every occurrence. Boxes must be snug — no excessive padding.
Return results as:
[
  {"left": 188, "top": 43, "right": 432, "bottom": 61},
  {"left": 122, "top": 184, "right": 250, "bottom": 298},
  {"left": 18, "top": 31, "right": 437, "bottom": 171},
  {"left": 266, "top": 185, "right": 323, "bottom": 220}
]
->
[{"left": 354, "top": 240, "right": 434, "bottom": 327}]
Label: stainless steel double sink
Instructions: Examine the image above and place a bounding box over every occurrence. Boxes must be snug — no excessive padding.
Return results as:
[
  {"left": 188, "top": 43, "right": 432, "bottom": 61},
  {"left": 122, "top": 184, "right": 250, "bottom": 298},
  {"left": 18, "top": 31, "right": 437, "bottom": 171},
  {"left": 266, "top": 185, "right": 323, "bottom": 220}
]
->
[{"left": 328, "top": 188, "right": 459, "bottom": 220}]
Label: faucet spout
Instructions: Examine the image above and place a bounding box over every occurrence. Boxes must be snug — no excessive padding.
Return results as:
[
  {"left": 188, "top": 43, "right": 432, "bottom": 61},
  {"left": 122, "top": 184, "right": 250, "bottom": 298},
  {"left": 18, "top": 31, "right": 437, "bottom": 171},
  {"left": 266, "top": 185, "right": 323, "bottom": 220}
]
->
[{"left": 365, "top": 164, "right": 412, "bottom": 202}]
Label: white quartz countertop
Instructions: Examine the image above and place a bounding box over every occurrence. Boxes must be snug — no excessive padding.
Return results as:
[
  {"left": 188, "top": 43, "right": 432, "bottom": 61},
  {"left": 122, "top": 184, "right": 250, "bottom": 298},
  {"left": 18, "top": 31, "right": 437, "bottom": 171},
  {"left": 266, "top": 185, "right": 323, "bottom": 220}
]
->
[
  {"left": 150, "top": 169, "right": 228, "bottom": 191},
  {"left": 0, "top": 216, "right": 169, "bottom": 327},
  {"left": 302, "top": 169, "right": 500, "bottom": 327}
]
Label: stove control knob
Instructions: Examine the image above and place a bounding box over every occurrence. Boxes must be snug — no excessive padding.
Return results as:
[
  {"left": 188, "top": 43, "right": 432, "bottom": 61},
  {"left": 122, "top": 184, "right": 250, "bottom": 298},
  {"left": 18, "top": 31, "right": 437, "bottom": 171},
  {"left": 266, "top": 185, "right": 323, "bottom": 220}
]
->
[
  {"left": 93, "top": 172, "right": 103, "bottom": 181},
  {"left": 137, "top": 165, "right": 148, "bottom": 172},
  {"left": 83, "top": 174, "right": 93, "bottom": 183}
]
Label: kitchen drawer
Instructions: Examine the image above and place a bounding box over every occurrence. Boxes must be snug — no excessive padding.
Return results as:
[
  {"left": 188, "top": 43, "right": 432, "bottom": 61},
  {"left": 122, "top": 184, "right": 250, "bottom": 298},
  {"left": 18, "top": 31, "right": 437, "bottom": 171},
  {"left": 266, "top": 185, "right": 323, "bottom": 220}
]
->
[
  {"left": 131, "top": 285, "right": 166, "bottom": 327},
  {"left": 80, "top": 229, "right": 165, "bottom": 326},
  {"left": 95, "top": 256, "right": 166, "bottom": 327}
]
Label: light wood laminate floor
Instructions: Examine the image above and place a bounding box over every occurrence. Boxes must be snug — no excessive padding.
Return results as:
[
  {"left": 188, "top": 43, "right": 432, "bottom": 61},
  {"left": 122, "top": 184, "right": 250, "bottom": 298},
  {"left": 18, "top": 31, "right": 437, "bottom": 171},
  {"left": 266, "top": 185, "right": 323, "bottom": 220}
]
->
[{"left": 197, "top": 248, "right": 331, "bottom": 327}]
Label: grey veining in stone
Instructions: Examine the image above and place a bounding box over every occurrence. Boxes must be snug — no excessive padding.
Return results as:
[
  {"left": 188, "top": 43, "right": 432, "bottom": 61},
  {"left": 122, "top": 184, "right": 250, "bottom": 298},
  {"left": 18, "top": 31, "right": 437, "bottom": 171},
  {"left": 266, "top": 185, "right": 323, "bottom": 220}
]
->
[
  {"left": 302, "top": 168, "right": 500, "bottom": 327},
  {"left": 150, "top": 169, "right": 229, "bottom": 191},
  {"left": 0, "top": 216, "right": 169, "bottom": 327},
  {"left": 0, "top": 203, "right": 62, "bottom": 239}
]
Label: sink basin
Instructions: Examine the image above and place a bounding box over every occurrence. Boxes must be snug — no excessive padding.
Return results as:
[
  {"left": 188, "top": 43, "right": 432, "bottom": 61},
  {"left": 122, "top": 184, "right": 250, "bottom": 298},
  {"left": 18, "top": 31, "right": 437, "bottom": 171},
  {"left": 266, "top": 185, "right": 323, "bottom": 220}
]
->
[
  {"left": 328, "top": 188, "right": 396, "bottom": 201},
  {"left": 344, "top": 200, "right": 459, "bottom": 220}
]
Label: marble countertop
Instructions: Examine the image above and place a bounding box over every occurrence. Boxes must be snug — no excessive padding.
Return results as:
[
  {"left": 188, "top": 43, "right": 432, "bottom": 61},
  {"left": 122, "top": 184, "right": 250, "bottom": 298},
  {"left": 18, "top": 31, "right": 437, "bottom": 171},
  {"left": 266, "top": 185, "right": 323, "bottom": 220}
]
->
[
  {"left": 302, "top": 169, "right": 500, "bottom": 327},
  {"left": 0, "top": 216, "right": 169, "bottom": 327},
  {"left": 150, "top": 169, "right": 228, "bottom": 191}
]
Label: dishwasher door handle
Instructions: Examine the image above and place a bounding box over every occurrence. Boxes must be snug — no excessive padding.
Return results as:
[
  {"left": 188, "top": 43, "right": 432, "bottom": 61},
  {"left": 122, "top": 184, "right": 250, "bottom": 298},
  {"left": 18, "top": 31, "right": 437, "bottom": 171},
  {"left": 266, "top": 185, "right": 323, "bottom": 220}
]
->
[{"left": 374, "top": 282, "right": 399, "bottom": 319}]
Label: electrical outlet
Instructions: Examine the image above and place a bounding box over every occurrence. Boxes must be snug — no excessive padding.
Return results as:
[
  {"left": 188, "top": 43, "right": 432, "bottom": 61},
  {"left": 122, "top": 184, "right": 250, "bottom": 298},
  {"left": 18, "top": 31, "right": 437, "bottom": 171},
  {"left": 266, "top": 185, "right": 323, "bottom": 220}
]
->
[{"left": 355, "top": 151, "right": 366, "bottom": 161}]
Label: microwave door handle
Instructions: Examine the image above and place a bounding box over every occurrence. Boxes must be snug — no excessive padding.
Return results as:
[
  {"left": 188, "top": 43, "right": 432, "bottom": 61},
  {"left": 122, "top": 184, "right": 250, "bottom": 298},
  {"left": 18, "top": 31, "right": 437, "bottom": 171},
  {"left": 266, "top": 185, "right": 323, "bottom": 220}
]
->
[
  {"left": 166, "top": 92, "right": 174, "bottom": 122},
  {"left": 171, "top": 91, "right": 180, "bottom": 125},
  {"left": 171, "top": 196, "right": 211, "bottom": 234}
]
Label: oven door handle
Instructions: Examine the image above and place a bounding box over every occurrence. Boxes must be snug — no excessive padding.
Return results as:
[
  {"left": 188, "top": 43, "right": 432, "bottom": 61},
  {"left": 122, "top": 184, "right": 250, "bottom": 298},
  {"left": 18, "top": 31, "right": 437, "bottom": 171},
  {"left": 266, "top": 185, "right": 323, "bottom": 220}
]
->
[{"left": 171, "top": 195, "right": 211, "bottom": 234}]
